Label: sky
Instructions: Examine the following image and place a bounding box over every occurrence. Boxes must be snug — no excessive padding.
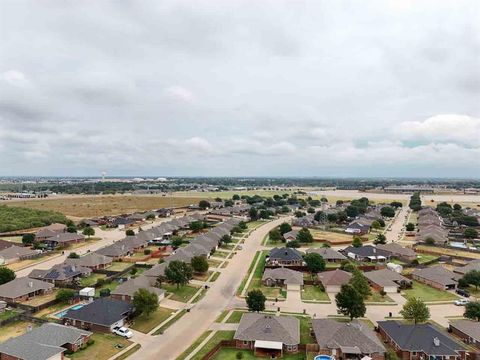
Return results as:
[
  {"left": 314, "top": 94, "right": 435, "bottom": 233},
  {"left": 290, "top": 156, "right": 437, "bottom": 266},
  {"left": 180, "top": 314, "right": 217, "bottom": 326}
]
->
[{"left": 0, "top": 0, "right": 479, "bottom": 178}]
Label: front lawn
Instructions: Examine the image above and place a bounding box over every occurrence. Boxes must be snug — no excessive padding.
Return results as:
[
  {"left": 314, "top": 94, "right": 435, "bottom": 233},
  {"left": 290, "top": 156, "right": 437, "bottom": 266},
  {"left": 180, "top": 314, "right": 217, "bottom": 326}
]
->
[
  {"left": 66, "top": 333, "right": 131, "bottom": 360},
  {"left": 188, "top": 331, "right": 236, "bottom": 360},
  {"left": 212, "top": 349, "right": 305, "bottom": 360},
  {"left": 0, "top": 309, "right": 19, "bottom": 321},
  {"left": 130, "top": 307, "right": 174, "bottom": 333},
  {"left": 366, "top": 289, "right": 394, "bottom": 303},
  {"left": 79, "top": 273, "right": 107, "bottom": 287},
  {"left": 94, "top": 281, "right": 119, "bottom": 297},
  {"left": 207, "top": 259, "right": 223, "bottom": 268},
  {"left": 161, "top": 283, "right": 200, "bottom": 302},
  {"left": 402, "top": 281, "right": 459, "bottom": 302},
  {"left": 301, "top": 285, "right": 330, "bottom": 302},
  {"left": 106, "top": 262, "right": 132, "bottom": 272},
  {"left": 152, "top": 309, "right": 187, "bottom": 335},
  {"left": 176, "top": 331, "right": 212, "bottom": 360}
]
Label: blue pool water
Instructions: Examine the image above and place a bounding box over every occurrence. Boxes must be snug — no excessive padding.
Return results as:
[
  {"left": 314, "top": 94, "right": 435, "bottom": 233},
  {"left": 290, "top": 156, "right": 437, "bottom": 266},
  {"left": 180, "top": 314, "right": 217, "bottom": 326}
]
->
[
  {"left": 314, "top": 356, "right": 333, "bottom": 360},
  {"left": 55, "top": 304, "right": 85, "bottom": 318}
]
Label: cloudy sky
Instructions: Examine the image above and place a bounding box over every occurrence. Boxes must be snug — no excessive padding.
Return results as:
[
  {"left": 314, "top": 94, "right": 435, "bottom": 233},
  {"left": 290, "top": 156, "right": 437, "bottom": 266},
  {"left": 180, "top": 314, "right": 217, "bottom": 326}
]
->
[{"left": 0, "top": 0, "right": 479, "bottom": 178}]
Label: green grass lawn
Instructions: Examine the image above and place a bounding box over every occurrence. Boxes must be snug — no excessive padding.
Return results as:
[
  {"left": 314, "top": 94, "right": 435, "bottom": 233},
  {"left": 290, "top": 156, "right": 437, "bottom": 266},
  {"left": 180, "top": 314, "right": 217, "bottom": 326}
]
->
[
  {"left": 115, "top": 344, "right": 141, "bottom": 360},
  {"left": 106, "top": 262, "right": 132, "bottom": 272},
  {"left": 301, "top": 285, "right": 330, "bottom": 302},
  {"left": 225, "top": 310, "right": 247, "bottom": 323},
  {"left": 66, "top": 333, "right": 131, "bottom": 360},
  {"left": 247, "top": 221, "right": 265, "bottom": 230},
  {"left": 188, "top": 331, "right": 236, "bottom": 360},
  {"left": 210, "top": 272, "right": 220, "bottom": 282},
  {"left": 366, "top": 290, "right": 394, "bottom": 303},
  {"left": 152, "top": 309, "right": 187, "bottom": 335},
  {"left": 0, "top": 309, "right": 19, "bottom": 321},
  {"left": 130, "top": 307, "right": 174, "bottom": 333},
  {"left": 403, "top": 281, "right": 459, "bottom": 302},
  {"left": 212, "top": 349, "right": 305, "bottom": 360},
  {"left": 176, "top": 331, "right": 212, "bottom": 359},
  {"left": 162, "top": 283, "right": 200, "bottom": 302},
  {"left": 416, "top": 254, "right": 439, "bottom": 264},
  {"left": 208, "top": 259, "right": 223, "bottom": 268},
  {"left": 94, "top": 281, "right": 119, "bottom": 297},
  {"left": 237, "top": 250, "right": 262, "bottom": 295},
  {"left": 79, "top": 273, "right": 106, "bottom": 287},
  {"left": 211, "top": 251, "right": 229, "bottom": 258},
  {"left": 298, "top": 316, "right": 315, "bottom": 344}
]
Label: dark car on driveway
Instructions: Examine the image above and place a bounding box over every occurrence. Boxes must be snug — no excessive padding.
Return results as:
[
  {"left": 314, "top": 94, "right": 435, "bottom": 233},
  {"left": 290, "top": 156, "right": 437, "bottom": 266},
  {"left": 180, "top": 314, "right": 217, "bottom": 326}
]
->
[{"left": 456, "top": 288, "right": 470, "bottom": 298}]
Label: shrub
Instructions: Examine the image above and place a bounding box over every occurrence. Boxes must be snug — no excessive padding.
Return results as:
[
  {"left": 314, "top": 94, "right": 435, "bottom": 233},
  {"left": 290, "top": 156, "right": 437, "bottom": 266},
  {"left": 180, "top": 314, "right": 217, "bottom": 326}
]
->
[
  {"left": 144, "top": 249, "right": 151, "bottom": 255},
  {"left": 99, "top": 288, "right": 111, "bottom": 297},
  {"left": 236, "top": 352, "right": 244, "bottom": 360},
  {"left": 86, "top": 339, "right": 95, "bottom": 346}
]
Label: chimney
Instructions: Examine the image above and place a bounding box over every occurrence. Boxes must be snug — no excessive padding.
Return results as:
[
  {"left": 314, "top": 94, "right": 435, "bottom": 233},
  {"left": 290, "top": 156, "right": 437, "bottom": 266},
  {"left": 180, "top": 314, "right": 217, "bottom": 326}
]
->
[
  {"left": 433, "top": 337, "right": 440, "bottom": 347},
  {"left": 373, "top": 248, "right": 376, "bottom": 253},
  {"left": 28, "top": 281, "right": 33, "bottom": 288}
]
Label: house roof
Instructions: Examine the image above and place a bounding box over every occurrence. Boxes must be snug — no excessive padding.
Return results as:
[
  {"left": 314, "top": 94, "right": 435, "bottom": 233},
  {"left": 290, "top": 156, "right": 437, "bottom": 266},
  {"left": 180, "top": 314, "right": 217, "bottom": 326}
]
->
[
  {"left": 450, "top": 319, "right": 480, "bottom": 341},
  {"left": 0, "top": 323, "right": 91, "bottom": 360},
  {"left": 364, "top": 269, "right": 411, "bottom": 288},
  {"left": 378, "top": 321, "right": 465, "bottom": 356},
  {"left": 318, "top": 269, "right": 352, "bottom": 286},
  {"left": 342, "top": 245, "right": 390, "bottom": 258},
  {"left": 64, "top": 298, "right": 133, "bottom": 326},
  {"left": 412, "top": 266, "right": 457, "bottom": 286},
  {"left": 234, "top": 313, "right": 300, "bottom": 346},
  {"left": 0, "top": 239, "right": 15, "bottom": 251},
  {"left": 268, "top": 247, "right": 303, "bottom": 262},
  {"left": 306, "top": 248, "right": 347, "bottom": 261},
  {"left": 283, "top": 230, "right": 299, "bottom": 240},
  {"left": 0, "top": 245, "right": 38, "bottom": 261},
  {"left": 454, "top": 259, "right": 480, "bottom": 275},
  {"left": 29, "top": 263, "right": 91, "bottom": 281},
  {"left": 111, "top": 275, "right": 165, "bottom": 298},
  {"left": 375, "top": 243, "right": 416, "bottom": 258},
  {"left": 262, "top": 267, "right": 304, "bottom": 285},
  {"left": 0, "top": 277, "right": 54, "bottom": 299},
  {"left": 44, "top": 232, "right": 85, "bottom": 244},
  {"left": 312, "top": 319, "right": 385, "bottom": 354},
  {"left": 64, "top": 252, "right": 112, "bottom": 268},
  {"left": 144, "top": 262, "right": 168, "bottom": 278}
]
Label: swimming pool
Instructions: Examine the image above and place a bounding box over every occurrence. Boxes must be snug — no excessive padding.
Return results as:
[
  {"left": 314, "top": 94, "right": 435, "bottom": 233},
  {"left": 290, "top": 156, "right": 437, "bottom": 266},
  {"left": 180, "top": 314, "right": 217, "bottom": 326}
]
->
[
  {"left": 55, "top": 303, "right": 86, "bottom": 318},
  {"left": 314, "top": 356, "right": 333, "bottom": 360}
]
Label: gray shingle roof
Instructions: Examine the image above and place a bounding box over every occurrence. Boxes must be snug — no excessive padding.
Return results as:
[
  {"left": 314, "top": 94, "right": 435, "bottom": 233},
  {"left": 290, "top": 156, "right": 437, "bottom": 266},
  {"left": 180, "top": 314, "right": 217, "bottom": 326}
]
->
[
  {"left": 0, "top": 277, "right": 54, "bottom": 299},
  {"left": 29, "top": 263, "right": 91, "bottom": 282},
  {"left": 111, "top": 275, "right": 165, "bottom": 298},
  {"left": 262, "top": 268, "right": 304, "bottom": 286},
  {"left": 312, "top": 319, "right": 385, "bottom": 354},
  {"left": 64, "top": 298, "right": 133, "bottom": 327},
  {"left": 450, "top": 319, "right": 480, "bottom": 341},
  {"left": 306, "top": 248, "right": 347, "bottom": 261},
  {"left": 268, "top": 247, "right": 303, "bottom": 262},
  {"left": 364, "top": 268, "right": 411, "bottom": 288},
  {"left": 318, "top": 269, "right": 352, "bottom": 286},
  {"left": 412, "top": 266, "right": 457, "bottom": 287},
  {"left": 0, "top": 245, "right": 39, "bottom": 261},
  {"left": 64, "top": 252, "right": 112, "bottom": 268},
  {"left": 378, "top": 321, "right": 465, "bottom": 356},
  {"left": 234, "top": 313, "right": 300, "bottom": 345},
  {"left": 0, "top": 323, "right": 92, "bottom": 360}
]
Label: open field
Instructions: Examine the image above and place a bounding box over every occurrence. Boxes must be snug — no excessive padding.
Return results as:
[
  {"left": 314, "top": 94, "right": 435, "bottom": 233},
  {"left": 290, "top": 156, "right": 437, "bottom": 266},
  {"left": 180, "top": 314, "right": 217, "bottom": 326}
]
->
[
  {"left": 5, "top": 195, "right": 203, "bottom": 218},
  {"left": 172, "top": 190, "right": 297, "bottom": 199},
  {"left": 416, "top": 245, "right": 480, "bottom": 260},
  {"left": 309, "top": 229, "right": 354, "bottom": 244}
]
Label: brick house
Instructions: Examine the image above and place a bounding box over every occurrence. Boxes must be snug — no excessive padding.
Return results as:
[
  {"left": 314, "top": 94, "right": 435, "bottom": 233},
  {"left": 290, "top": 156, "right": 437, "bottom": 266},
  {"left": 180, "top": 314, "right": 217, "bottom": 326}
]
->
[
  {"left": 267, "top": 248, "right": 304, "bottom": 267},
  {"left": 0, "top": 277, "right": 54, "bottom": 304},
  {"left": 449, "top": 320, "right": 480, "bottom": 350},
  {"left": 412, "top": 266, "right": 457, "bottom": 290}
]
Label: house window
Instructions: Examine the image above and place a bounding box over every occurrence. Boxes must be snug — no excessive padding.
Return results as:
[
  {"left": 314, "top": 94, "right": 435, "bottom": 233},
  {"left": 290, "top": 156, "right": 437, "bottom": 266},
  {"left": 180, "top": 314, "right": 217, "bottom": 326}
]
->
[
  {"left": 243, "top": 341, "right": 249, "bottom": 345},
  {"left": 287, "top": 345, "right": 293, "bottom": 351}
]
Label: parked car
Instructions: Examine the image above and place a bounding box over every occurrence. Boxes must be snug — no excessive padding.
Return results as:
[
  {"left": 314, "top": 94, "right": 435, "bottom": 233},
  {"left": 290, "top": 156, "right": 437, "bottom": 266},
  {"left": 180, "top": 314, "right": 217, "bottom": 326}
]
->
[
  {"left": 113, "top": 326, "right": 133, "bottom": 339},
  {"left": 454, "top": 298, "right": 470, "bottom": 306},
  {"left": 456, "top": 288, "right": 470, "bottom": 298}
]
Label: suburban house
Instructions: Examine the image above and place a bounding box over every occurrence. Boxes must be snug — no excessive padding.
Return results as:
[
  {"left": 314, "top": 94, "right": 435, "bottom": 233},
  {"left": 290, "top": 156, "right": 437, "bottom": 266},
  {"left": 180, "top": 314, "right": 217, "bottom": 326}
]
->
[
  {"left": 342, "top": 245, "right": 391, "bottom": 263},
  {"left": 63, "top": 297, "right": 134, "bottom": 333},
  {"left": 293, "top": 216, "right": 317, "bottom": 228},
  {"left": 345, "top": 220, "right": 371, "bottom": 235},
  {"left": 306, "top": 248, "right": 347, "bottom": 263},
  {"left": 364, "top": 268, "right": 412, "bottom": 293},
  {"left": 454, "top": 260, "right": 480, "bottom": 277},
  {"left": 378, "top": 321, "right": 468, "bottom": 360},
  {"left": 375, "top": 243, "right": 417, "bottom": 262},
  {"left": 234, "top": 313, "right": 300, "bottom": 357},
  {"left": 317, "top": 269, "right": 352, "bottom": 293},
  {"left": 262, "top": 268, "right": 304, "bottom": 290},
  {"left": 0, "top": 323, "right": 92, "bottom": 360},
  {"left": 417, "top": 227, "right": 449, "bottom": 245},
  {"left": 64, "top": 252, "right": 113, "bottom": 270},
  {"left": 41, "top": 232, "right": 86, "bottom": 249},
  {"left": 111, "top": 275, "right": 165, "bottom": 303},
  {"left": 412, "top": 266, "right": 458, "bottom": 290},
  {"left": 267, "top": 248, "right": 304, "bottom": 267},
  {"left": 0, "top": 277, "right": 54, "bottom": 303},
  {"left": 0, "top": 245, "right": 40, "bottom": 265},
  {"left": 35, "top": 223, "right": 67, "bottom": 241},
  {"left": 312, "top": 319, "right": 385, "bottom": 360},
  {"left": 283, "top": 230, "right": 299, "bottom": 242},
  {"left": 0, "top": 239, "right": 15, "bottom": 251},
  {"left": 96, "top": 243, "right": 133, "bottom": 260},
  {"left": 449, "top": 319, "right": 480, "bottom": 349},
  {"left": 29, "top": 263, "right": 92, "bottom": 286}
]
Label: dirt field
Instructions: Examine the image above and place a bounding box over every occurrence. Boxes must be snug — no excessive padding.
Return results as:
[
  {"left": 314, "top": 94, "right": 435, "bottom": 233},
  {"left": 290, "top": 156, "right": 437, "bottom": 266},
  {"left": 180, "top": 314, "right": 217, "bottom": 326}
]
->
[
  {"left": 302, "top": 228, "right": 354, "bottom": 245},
  {"left": 5, "top": 195, "right": 202, "bottom": 218}
]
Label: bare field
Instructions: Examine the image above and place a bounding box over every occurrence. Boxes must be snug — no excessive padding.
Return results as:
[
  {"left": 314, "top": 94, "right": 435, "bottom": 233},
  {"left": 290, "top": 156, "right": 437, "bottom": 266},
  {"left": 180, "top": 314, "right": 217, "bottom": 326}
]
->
[{"left": 5, "top": 195, "right": 202, "bottom": 218}]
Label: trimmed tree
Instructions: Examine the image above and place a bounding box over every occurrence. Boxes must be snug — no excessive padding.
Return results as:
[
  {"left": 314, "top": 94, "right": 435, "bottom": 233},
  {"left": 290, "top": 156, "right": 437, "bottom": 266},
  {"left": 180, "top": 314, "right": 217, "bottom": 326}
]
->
[
  {"left": 191, "top": 256, "right": 209, "bottom": 274},
  {"left": 400, "top": 297, "right": 430, "bottom": 324},
  {"left": 56, "top": 289, "right": 75, "bottom": 303},
  {"left": 406, "top": 223, "right": 415, "bottom": 232},
  {"left": 246, "top": 289, "right": 266, "bottom": 312},
  {"left": 133, "top": 288, "right": 158, "bottom": 317},
  {"left": 82, "top": 227, "right": 95, "bottom": 238},
  {"left": 352, "top": 236, "right": 363, "bottom": 248},
  {"left": 303, "top": 253, "right": 326, "bottom": 278},
  {"left": 464, "top": 228, "right": 479, "bottom": 239},
  {"left": 198, "top": 200, "right": 211, "bottom": 210},
  {"left": 269, "top": 229, "right": 282, "bottom": 243},
  {"left": 171, "top": 236, "right": 183, "bottom": 249},
  {"left": 463, "top": 270, "right": 480, "bottom": 290},
  {"left": 349, "top": 270, "right": 371, "bottom": 299},
  {"left": 126, "top": 229, "right": 135, "bottom": 236},
  {"left": 374, "top": 233, "right": 387, "bottom": 245},
  {"left": 220, "top": 234, "right": 232, "bottom": 245},
  {"left": 335, "top": 284, "right": 366, "bottom": 320},
  {"left": 165, "top": 260, "right": 193, "bottom": 289},
  {"left": 464, "top": 301, "right": 480, "bottom": 321},
  {"left": 381, "top": 206, "right": 395, "bottom": 218},
  {"left": 0, "top": 267, "right": 16, "bottom": 285},
  {"left": 22, "top": 233, "right": 35, "bottom": 246},
  {"left": 279, "top": 222, "right": 292, "bottom": 235},
  {"left": 296, "top": 228, "right": 314, "bottom": 244}
]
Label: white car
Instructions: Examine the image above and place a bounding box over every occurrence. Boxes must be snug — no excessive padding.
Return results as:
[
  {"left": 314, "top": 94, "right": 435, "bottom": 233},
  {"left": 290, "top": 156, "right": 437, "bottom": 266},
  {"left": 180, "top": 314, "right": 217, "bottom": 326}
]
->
[
  {"left": 454, "top": 299, "right": 470, "bottom": 306},
  {"left": 113, "top": 326, "right": 133, "bottom": 339}
]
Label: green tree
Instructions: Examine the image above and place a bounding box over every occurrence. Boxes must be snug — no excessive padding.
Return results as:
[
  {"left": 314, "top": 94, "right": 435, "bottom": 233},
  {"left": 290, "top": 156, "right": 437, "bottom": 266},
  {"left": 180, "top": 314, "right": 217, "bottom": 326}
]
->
[
  {"left": 249, "top": 207, "right": 258, "bottom": 220},
  {"left": 390, "top": 201, "right": 403, "bottom": 208},
  {"left": 286, "top": 240, "right": 300, "bottom": 248},
  {"left": 191, "top": 256, "right": 209, "bottom": 273},
  {"left": 146, "top": 213, "right": 156, "bottom": 220},
  {"left": 126, "top": 229, "right": 135, "bottom": 236},
  {"left": 22, "top": 233, "right": 36, "bottom": 246},
  {"left": 246, "top": 289, "right": 266, "bottom": 312},
  {"left": 464, "top": 228, "right": 478, "bottom": 239},
  {"left": 371, "top": 220, "right": 381, "bottom": 230},
  {"left": 374, "top": 233, "right": 387, "bottom": 245},
  {"left": 189, "top": 221, "right": 205, "bottom": 233},
  {"left": 238, "top": 221, "right": 248, "bottom": 230},
  {"left": 352, "top": 236, "right": 363, "bottom": 248},
  {"left": 171, "top": 236, "right": 183, "bottom": 248},
  {"left": 406, "top": 223, "right": 415, "bottom": 231},
  {"left": 279, "top": 222, "right": 292, "bottom": 235},
  {"left": 303, "top": 253, "right": 326, "bottom": 277},
  {"left": 335, "top": 284, "right": 366, "bottom": 320},
  {"left": 453, "top": 203, "right": 462, "bottom": 211},
  {"left": 269, "top": 229, "right": 282, "bottom": 243},
  {"left": 68, "top": 252, "right": 80, "bottom": 259},
  {"left": 232, "top": 194, "right": 240, "bottom": 201},
  {"left": 56, "top": 289, "right": 75, "bottom": 303},
  {"left": 82, "top": 227, "right": 95, "bottom": 238},
  {"left": 463, "top": 270, "right": 480, "bottom": 290},
  {"left": 340, "top": 261, "right": 356, "bottom": 273},
  {"left": 296, "top": 228, "right": 314, "bottom": 243},
  {"left": 198, "top": 200, "right": 211, "bottom": 210},
  {"left": 464, "top": 301, "right": 480, "bottom": 321},
  {"left": 220, "top": 234, "right": 232, "bottom": 245},
  {"left": 132, "top": 288, "right": 158, "bottom": 317},
  {"left": 165, "top": 261, "right": 193, "bottom": 289},
  {"left": 381, "top": 206, "right": 395, "bottom": 218},
  {"left": 0, "top": 267, "right": 16, "bottom": 285},
  {"left": 400, "top": 297, "right": 430, "bottom": 324},
  {"left": 67, "top": 224, "right": 77, "bottom": 233},
  {"left": 349, "top": 270, "right": 371, "bottom": 299},
  {"left": 327, "top": 213, "right": 338, "bottom": 223}
]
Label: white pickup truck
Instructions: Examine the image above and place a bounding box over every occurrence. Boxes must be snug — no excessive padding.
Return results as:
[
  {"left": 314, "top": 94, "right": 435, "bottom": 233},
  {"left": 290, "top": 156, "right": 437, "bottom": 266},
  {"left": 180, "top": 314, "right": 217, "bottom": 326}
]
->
[{"left": 113, "top": 326, "right": 133, "bottom": 339}]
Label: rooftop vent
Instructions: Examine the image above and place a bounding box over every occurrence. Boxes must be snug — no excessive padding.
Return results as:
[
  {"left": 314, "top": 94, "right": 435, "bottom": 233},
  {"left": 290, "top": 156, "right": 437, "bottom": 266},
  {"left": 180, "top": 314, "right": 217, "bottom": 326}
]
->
[
  {"left": 433, "top": 337, "right": 440, "bottom": 347},
  {"left": 28, "top": 281, "right": 33, "bottom": 288}
]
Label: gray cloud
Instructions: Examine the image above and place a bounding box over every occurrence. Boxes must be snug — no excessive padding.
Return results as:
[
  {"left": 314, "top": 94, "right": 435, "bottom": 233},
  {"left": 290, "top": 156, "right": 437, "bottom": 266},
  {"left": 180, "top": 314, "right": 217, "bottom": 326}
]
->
[{"left": 0, "top": 0, "right": 479, "bottom": 177}]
